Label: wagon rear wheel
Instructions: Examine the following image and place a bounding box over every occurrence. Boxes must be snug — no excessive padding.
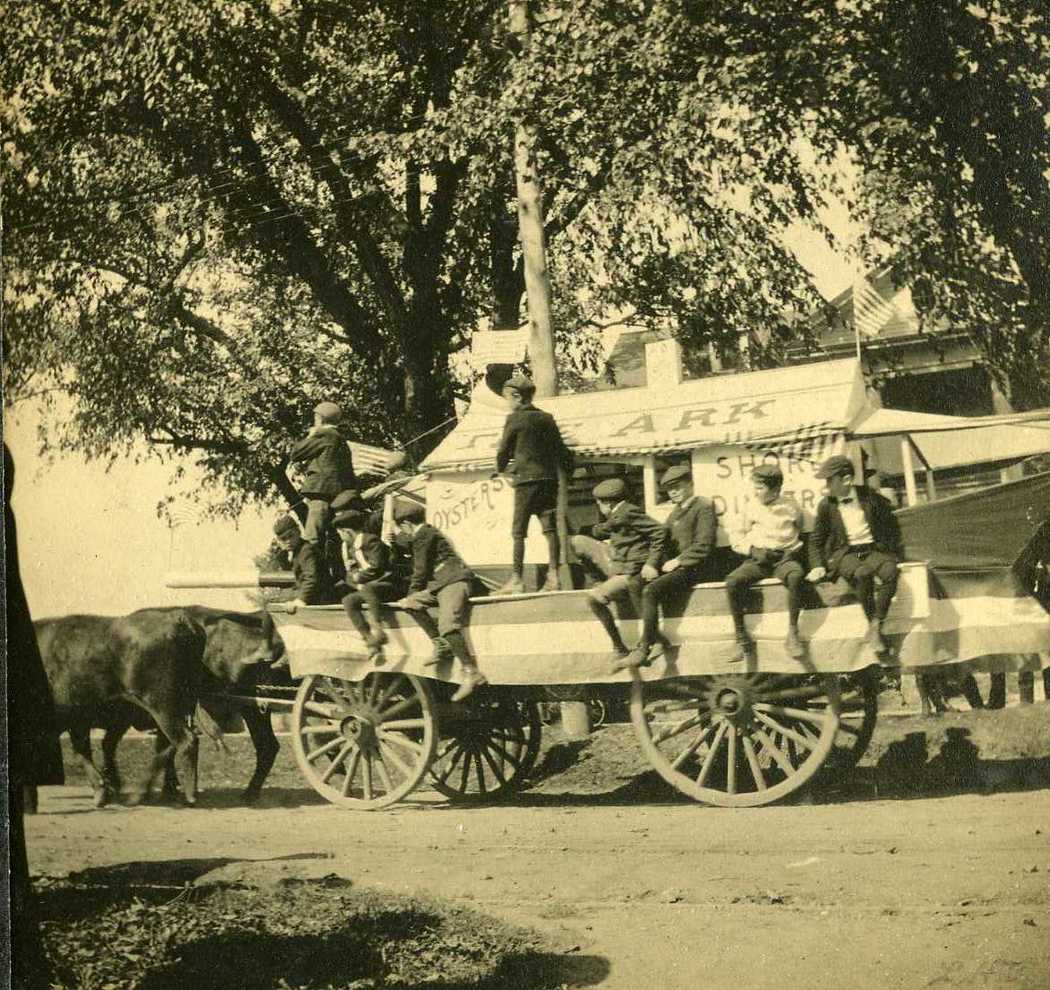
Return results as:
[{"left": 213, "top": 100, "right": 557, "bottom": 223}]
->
[
  {"left": 630, "top": 673, "right": 841, "bottom": 807},
  {"left": 429, "top": 698, "right": 542, "bottom": 803},
  {"left": 291, "top": 673, "right": 438, "bottom": 809}
]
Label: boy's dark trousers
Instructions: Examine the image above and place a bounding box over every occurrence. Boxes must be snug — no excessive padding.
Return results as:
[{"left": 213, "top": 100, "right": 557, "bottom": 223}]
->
[
  {"left": 835, "top": 547, "right": 899, "bottom": 621},
  {"left": 725, "top": 549, "right": 805, "bottom": 634},
  {"left": 342, "top": 580, "right": 400, "bottom": 644},
  {"left": 303, "top": 496, "right": 332, "bottom": 544},
  {"left": 511, "top": 479, "right": 559, "bottom": 576},
  {"left": 637, "top": 566, "right": 701, "bottom": 649}
]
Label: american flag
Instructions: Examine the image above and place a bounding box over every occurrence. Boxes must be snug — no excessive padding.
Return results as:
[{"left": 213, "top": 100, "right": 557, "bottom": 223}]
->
[{"left": 348, "top": 441, "right": 407, "bottom": 478}]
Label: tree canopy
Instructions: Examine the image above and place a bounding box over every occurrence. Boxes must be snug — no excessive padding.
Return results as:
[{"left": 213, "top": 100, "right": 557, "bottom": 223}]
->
[{"left": 4, "top": 0, "right": 1047, "bottom": 514}]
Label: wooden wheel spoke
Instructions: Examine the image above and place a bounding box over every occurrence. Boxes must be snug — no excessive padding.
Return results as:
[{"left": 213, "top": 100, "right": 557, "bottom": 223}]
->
[
  {"left": 374, "top": 675, "right": 407, "bottom": 709},
  {"left": 324, "top": 677, "right": 358, "bottom": 707},
  {"left": 306, "top": 735, "right": 346, "bottom": 763},
  {"left": 458, "top": 749, "right": 474, "bottom": 793},
  {"left": 380, "top": 717, "right": 428, "bottom": 731},
  {"left": 669, "top": 720, "right": 718, "bottom": 770},
  {"left": 379, "top": 693, "right": 422, "bottom": 722},
  {"left": 755, "top": 684, "right": 826, "bottom": 704},
  {"left": 741, "top": 734, "right": 767, "bottom": 791},
  {"left": 751, "top": 727, "right": 796, "bottom": 775},
  {"left": 755, "top": 703, "right": 837, "bottom": 730},
  {"left": 299, "top": 721, "right": 342, "bottom": 734},
  {"left": 343, "top": 748, "right": 362, "bottom": 794},
  {"left": 320, "top": 742, "right": 354, "bottom": 784},
  {"left": 486, "top": 740, "right": 524, "bottom": 770},
  {"left": 726, "top": 729, "right": 738, "bottom": 795},
  {"left": 474, "top": 750, "right": 488, "bottom": 794},
  {"left": 377, "top": 740, "right": 413, "bottom": 780},
  {"left": 479, "top": 744, "right": 509, "bottom": 786},
  {"left": 303, "top": 702, "right": 341, "bottom": 720},
  {"left": 836, "top": 719, "right": 862, "bottom": 737},
  {"left": 696, "top": 721, "right": 728, "bottom": 787},
  {"left": 663, "top": 680, "right": 709, "bottom": 701},
  {"left": 651, "top": 713, "right": 707, "bottom": 745},
  {"left": 432, "top": 745, "right": 467, "bottom": 785},
  {"left": 362, "top": 752, "right": 374, "bottom": 801},
  {"left": 374, "top": 754, "right": 396, "bottom": 794},
  {"left": 753, "top": 710, "right": 817, "bottom": 752}
]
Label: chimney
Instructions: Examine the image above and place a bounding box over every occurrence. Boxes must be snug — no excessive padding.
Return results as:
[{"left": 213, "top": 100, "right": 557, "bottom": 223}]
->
[{"left": 645, "top": 338, "right": 684, "bottom": 388}]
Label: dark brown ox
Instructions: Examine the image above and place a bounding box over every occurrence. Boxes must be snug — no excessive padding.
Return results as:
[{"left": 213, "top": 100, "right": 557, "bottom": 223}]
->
[{"left": 36, "top": 606, "right": 285, "bottom": 807}]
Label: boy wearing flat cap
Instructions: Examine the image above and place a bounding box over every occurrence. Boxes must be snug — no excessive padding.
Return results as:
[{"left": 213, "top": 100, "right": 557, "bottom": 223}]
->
[
  {"left": 726, "top": 464, "right": 806, "bottom": 660},
  {"left": 391, "top": 502, "right": 487, "bottom": 702},
  {"left": 273, "top": 514, "right": 334, "bottom": 609},
  {"left": 571, "top": 478, "right": 666, "bottom": 661},
  {"left": 333, "top": 506, "right": 400, "bottom": 660},
  {"left": 807, "top": 454, "right": 903, "bottom": 655},
  {"left": 289, "top": 400, "right": 357, "bottom": 548},
  {"left": 614, "top": 463, "right": 717, "bottom": 672},
  {"left": 494, "top": 374, "right": 575, "bottom": 594}
]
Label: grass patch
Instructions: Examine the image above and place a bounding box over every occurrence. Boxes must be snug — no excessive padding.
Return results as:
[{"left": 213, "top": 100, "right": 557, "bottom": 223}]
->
[{"left": 37, "top": 869, "right": 605, "bottom": 989}]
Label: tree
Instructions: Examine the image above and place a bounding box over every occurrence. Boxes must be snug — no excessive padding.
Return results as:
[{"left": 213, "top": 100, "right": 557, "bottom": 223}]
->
[{"left": 4, "top": 0, "right": 868, "bottom": 514}]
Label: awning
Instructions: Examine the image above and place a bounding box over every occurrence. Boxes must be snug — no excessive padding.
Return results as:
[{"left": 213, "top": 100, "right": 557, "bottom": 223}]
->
[{"left": 423, "top": 358, "right": 869, "bottom": 473}]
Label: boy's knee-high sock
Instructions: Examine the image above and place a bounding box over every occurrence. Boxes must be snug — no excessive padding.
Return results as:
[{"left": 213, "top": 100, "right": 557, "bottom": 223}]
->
[
  {"left": 512, "top": 537, "right": 526, "bottom": 577},
  {"left": 784, "top": 573, "right": 803, "bottom": 629},
  {"left": 444, "top": 630, "right": 476, "bottom": 668},
  {"left": 545, "top": 530, "right": 560, "bottom": 569},
  {"left": 586, "top": 598, "right": 627, "bottom": 652}
]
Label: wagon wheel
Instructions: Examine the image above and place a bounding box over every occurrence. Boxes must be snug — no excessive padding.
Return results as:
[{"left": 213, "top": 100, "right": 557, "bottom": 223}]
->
[
  {"left": 630, "top": 673, "right": 841, "bottom": 807},
  {"left": 291, "top": 673, "right": 438, "bottom": 809},
  {"left": 428, "top": 698, "right": 542, "bottom": 803},
  {"left": 816, "top": 671, "right": 880, "bottom": 779}
]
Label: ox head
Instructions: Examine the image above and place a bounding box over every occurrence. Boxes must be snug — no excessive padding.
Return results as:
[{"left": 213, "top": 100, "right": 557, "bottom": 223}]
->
[{"left": 199, "top": 610, "right": 286, "bottom": 684}]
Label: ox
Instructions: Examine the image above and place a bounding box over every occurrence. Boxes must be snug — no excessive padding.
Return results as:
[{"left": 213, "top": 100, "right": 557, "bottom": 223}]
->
[{"left": 36, "top": 606, "right": 286, "bottom": 807}]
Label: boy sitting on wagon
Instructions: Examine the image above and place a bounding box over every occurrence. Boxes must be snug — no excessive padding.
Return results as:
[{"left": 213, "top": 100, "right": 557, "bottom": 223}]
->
[
  {"left": 333, "top": 506, "right": 401, "bottom": 661},
  {"left": 273, "top": 514, "right": 335, "bottom": 608},
  {"left": 613, "top": 464, "right": 718, "bottom": 672},
  {"left": 571, "top": 477, "right": 666, "bottom": 663},
  {"left": 390, "top": 502, "right": 488, "bottom": 702},
  {"left": 806, "top": 454, "right": 903, "bottom": 656},
  {"left": 725, "top": 464, "right": 807, "bottom": 661}
]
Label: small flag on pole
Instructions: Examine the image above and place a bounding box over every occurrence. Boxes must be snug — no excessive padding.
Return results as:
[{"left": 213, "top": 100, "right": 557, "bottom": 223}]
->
[{"left": 348, "top": 442, "right": 407, "bottom": 479}]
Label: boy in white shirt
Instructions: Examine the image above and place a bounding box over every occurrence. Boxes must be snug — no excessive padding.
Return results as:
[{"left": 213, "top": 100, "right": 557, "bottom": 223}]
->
[{"left": 725, "top": 464, "right": 806, "bottom": 660}]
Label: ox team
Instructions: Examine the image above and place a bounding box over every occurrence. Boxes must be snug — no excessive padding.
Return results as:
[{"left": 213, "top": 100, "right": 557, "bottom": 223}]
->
[{"left": 278, "top": 390, "right": 904, "bottom": 691}]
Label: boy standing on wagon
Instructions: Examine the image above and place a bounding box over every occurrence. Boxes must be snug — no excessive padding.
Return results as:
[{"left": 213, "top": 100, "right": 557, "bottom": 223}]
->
[
  {"left": 725, "top": 464, "right": 807, "bottom": 661},
  {"left": 807, "top": 454, "right": 903, "bottom": 656},
  {"left": 289, "top": 401, "right": 357, "bottom": 547},
  {"left": 494, "top": 374, "right": 575, "bottom": 594},
  {"left": 571, "top": 478, "right": 666, "bottom": 662},
  {"left": 613, "top": 464, "right": 717, "bottom": 672},
  {"left": 391, "top": 502, "right": 488, "bottom": 702}
]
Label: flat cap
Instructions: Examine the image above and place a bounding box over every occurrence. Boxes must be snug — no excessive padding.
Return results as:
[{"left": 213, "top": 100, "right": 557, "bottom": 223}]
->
[
  {"left": 393, "top": 500, "right": 426, "bottom": 524},
  {"left": 330, "top": 489, "right": 364, "bottom": 513},
  {"left": 502, "top": 374, "right": 535, "bottom": 395},
  {"left": 273, "top": 515, "right": 301, "bottom": 538},
  {"left": 658, "top": 463, "right": 693, "bottom": 489},
  {"left": 814, "top": 454, "right": 856, "bottom": 480},
  {"left": 313, "top": 400, "right": 343, "bottom": 423},
  {"left": 751, "top": 464, "right": 783, "bottom": 486},
  {"left": 592, "top": 478, "right": 628, "bottom": 501}
]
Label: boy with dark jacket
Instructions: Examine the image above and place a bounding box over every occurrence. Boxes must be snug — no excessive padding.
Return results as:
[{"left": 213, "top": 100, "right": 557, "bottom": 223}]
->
[
  {"left": 289, "top": 401, "right": 356, "bottom": 545},
  {"left": 334, "top": 506, "right": 400, "bottom": 659},
  {"left": 806, "top": 454, "right": 903, "bottom": 655},
  {"left": 273, "top": 515, "right": 334, "bottom": 607},
  {"left": 391, "top": 502, "right": 487, "bottom": 702},
  {"left": 614, "top": 464, "right": 717, "bottom": 671},
  {"left": 570, "top": 478, "right": 666, "bottom": 661},
  {"left": 494, "top": 374, "right": 575, "bottom": 594}
]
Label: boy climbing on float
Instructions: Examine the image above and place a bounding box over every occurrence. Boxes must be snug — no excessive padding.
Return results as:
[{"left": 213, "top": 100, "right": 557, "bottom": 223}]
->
[
  {"left": 807, "top": 454, "right": 903, "bottom": 656},
  {"left": 390, "top": 502, "right": 488, "bottom": 702},
  {"left": 725, "top": 463, "right": 807, "bottom": 661},
  {"left": 493, "top": 374, "right": 575, "bottom": 594},
  {"left": 613, "top": 463, "right": 717, "bottom": 672},
  {"left": 570, "top": 477, "right": 666, "bottom": 666}
]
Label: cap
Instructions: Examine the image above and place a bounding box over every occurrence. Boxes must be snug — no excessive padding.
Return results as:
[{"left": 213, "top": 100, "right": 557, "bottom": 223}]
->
[
  {"left": 313, "top": 400, "right": 343, "bottom": 424},
  {"left": 502, "top": 374, "right": 535, "bottom": 395},
  {"left": 393, "top": 500, "right": 426, "bottom": 524},
  {"left": 330, "top": 489, "right": 364, "bottom": 513},
  {"left": 815, "top": 454, "right": 856, "bottom": 480},
  {"left": 273, "top": 515, "right": 300, "bottom": 538},
  {"left": 658, "top": 464, "right": 693, "bottom": 489},
  {"left": 592, "top": 478, "right": 628, "bottom": 501},
  {"left": 332, "top": 507, "right": 367, "bottom": 530},
  {"left": 751, "top": 464, "right": 783, "bottom": 487}
]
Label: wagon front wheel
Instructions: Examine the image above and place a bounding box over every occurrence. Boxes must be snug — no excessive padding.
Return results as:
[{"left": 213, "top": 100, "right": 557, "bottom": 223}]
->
[
  {"left": 631, "top": 673, "right": 841, "bottom": 807},
  {"left": 292, "top": 673, "right": 438, "bottom": 809}
]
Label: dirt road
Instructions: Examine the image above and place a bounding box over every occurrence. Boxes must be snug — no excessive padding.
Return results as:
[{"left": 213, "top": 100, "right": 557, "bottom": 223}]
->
[{"left": 26, "top": 712, "right": 1050, "bottom": 990}]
